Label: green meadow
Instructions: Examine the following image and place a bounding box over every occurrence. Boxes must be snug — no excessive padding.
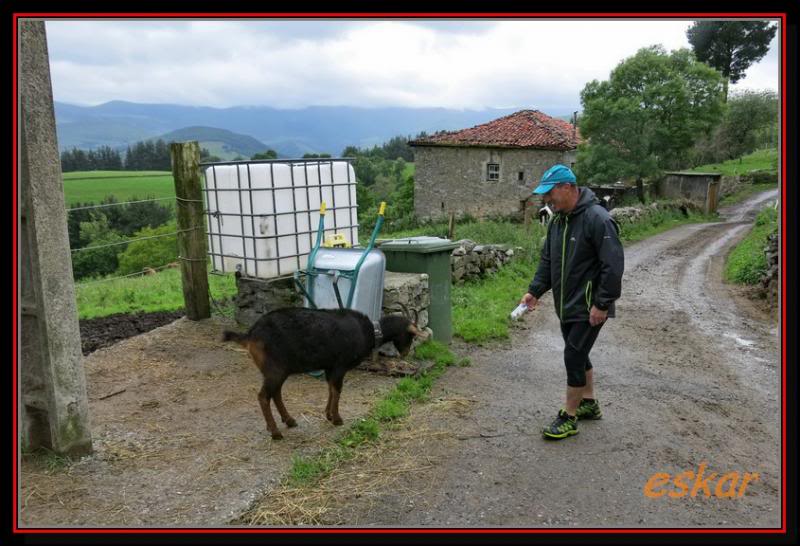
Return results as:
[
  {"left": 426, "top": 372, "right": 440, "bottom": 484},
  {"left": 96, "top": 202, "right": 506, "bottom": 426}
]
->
[
  {"left": 689, "top": 148, "right": 778, "bottom": 177},
  {"left": 62, "top": 171, "right": 175, "bottom": 206}
]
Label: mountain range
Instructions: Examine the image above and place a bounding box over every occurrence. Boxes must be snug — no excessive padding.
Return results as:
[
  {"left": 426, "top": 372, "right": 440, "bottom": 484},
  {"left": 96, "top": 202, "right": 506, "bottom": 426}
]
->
[{"left": 53, "top": 100, "right": 571, "bottom": 159}]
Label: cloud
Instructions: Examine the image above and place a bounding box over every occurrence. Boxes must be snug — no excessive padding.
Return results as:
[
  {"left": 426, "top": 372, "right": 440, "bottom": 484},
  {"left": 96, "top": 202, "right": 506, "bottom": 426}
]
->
[{"left": 43, "top": 18, "right": 780, "bottom": 112}]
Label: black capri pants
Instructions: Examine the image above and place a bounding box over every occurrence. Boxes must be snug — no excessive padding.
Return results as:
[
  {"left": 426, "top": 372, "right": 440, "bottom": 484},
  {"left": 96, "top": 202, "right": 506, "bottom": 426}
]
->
[{"left": 560, "top": 321, "right": 604, "bottom": 387}]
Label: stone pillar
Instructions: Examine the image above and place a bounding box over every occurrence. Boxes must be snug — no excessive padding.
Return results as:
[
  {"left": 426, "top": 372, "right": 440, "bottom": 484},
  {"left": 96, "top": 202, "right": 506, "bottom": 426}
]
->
[{"left": 19, "top": 20, "right": 92, "bottom": 455}]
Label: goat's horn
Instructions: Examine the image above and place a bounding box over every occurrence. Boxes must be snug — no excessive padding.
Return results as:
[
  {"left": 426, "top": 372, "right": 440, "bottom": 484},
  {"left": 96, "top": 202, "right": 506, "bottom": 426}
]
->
[{"left": 393, "top": 302, "right": 411, "bottom": 321}]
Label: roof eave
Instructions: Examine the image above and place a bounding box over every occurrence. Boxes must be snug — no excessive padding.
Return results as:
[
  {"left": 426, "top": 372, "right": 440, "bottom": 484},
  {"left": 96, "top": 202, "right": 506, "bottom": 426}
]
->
[{"left": 409, "top": 141, "right": 578, "bottom": 151}]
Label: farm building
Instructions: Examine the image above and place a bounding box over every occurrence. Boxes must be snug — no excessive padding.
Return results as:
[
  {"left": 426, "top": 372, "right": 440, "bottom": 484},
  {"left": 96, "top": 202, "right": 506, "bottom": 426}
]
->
[{"left": 409, "top": 110, "right": 581, "bottom": 221}]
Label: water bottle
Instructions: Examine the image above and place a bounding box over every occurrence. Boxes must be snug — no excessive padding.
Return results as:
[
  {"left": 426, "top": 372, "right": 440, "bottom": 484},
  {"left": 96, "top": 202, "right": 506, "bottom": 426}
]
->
[{"left": 510, "top": 303, "right": 530, "bottom": 321}]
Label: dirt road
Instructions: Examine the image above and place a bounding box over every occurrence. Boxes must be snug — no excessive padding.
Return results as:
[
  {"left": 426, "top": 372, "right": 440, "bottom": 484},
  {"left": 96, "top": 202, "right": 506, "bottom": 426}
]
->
[{"left": 308, "top": 189, "right": 781, "bottom": 528}]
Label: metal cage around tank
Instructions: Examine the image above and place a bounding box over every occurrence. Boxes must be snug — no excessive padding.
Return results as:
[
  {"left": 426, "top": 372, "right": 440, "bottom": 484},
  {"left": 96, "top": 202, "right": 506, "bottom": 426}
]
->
[{"left": 199, "top": 158, "right": 360, "bottom": 279}]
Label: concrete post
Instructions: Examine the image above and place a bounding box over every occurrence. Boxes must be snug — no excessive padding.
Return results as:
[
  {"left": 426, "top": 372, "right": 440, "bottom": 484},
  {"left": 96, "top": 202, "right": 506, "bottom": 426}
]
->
[{"left": 19, "top": 20, "right": 92, "bottom": 455}]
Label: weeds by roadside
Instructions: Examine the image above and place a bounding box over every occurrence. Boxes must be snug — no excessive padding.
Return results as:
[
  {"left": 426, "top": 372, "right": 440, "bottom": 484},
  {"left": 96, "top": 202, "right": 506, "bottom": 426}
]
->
[{"left": 725, "top": 205, "right": 779, "bottom": 285}]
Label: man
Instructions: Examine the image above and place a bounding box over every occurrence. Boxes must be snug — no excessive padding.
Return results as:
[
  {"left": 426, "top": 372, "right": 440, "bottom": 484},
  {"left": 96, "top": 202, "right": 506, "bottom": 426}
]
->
[{"left": 520, "top": 164, "right": 624, "bottom": 440}]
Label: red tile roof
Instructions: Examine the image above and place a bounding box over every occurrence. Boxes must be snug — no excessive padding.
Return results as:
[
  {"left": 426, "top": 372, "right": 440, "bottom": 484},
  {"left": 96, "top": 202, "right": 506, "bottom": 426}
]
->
[{"left": 410, "top": 109, "right": 581, "bottom": 150}]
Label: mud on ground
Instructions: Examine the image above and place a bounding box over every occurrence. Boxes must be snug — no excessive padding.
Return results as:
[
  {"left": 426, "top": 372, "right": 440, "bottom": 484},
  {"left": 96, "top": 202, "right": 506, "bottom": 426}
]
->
[{"left": 79, "top": 311, "right": 186, "bottom": 355}]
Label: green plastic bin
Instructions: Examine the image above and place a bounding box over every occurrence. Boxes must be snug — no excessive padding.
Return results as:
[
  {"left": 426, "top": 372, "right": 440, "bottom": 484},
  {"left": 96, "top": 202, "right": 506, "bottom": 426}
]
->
[{"left": 378, "top": 236, "right": 460, "bottom": 343}]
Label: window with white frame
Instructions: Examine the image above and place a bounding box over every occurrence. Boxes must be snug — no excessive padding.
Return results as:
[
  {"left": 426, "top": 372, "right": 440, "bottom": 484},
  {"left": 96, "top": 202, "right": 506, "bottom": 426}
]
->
[{"left": 487, "top": 163, "right": 500, "bottom": 181}]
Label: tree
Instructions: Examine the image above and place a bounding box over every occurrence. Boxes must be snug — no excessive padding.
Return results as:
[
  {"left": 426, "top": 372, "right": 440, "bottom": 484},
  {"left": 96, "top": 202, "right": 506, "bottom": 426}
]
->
[
  {"left": 251, "top": 149, "right": 278, "bottom": 160},
  {"left": 200, "top": 148, "right": 222, "bottom": 163},
  {"left": 124, "top": 138, "right": 171, "bottom": 170},
  {"left": 380, "top": 136, "right": 413, "bottom": 161},
  {"left": 576, "top": 46, "right": 725, "bottom": 183},
  {"left": 70, "top": 213, "right": 127, "bottom": 279},
  {"left": 691, "top": 89, "right": 778, "bottom": 163},
  {"left": 341, "top": 146, "right": 360, "bottom": 158},
  {"left": 686, "top": 21, "right": 777, "bottom": 101},
  {"left": 66, "top": 202, "right": 95, "bottom": 249}
]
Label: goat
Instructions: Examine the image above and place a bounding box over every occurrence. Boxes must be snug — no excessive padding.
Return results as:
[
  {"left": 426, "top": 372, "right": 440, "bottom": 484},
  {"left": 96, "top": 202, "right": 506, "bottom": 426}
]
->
[
  {"left": 222, "top": 307, "right": 424, "bottom": 439},
  {"left": 538, "top": 203, "right": 554, "bottom": 225}
]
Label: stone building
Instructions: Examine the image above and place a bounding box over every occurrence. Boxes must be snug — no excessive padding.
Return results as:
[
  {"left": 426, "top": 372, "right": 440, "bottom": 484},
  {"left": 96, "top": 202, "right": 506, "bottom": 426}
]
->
[{"left": 409, "top": 110, "right": 581, "bottom": 221}]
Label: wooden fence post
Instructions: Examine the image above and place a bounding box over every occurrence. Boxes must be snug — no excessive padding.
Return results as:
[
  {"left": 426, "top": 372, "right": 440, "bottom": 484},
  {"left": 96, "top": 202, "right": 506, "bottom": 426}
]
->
[{"left": 171, "top": 141, "right": 210, "bottom": 320}]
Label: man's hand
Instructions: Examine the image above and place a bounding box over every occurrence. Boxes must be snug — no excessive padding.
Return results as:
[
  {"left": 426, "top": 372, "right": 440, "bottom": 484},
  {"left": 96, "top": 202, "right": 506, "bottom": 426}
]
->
[
  {"left": 521, "top": 292, "right": 538, "bottom": 311},
  {"left": 589, "top": 305, "right": 608, "bottom": 327}
]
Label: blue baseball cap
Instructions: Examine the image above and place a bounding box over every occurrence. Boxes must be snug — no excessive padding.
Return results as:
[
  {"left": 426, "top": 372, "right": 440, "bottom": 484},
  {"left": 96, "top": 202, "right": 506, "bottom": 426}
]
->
[{"left": 532, "top": 164, "right": 577, "bottom": 194}]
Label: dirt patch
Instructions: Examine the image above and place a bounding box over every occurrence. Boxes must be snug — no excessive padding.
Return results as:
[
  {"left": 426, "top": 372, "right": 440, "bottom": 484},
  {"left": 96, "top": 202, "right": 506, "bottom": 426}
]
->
[
  {"left": 20, "top": 316, "right": 401, "bottom": 527},
  {"left": 724, "top": 282, "right": 779, "bottom": 326},
  {"left": 79, "top": 311, "right": 185, "bottom": 355}
]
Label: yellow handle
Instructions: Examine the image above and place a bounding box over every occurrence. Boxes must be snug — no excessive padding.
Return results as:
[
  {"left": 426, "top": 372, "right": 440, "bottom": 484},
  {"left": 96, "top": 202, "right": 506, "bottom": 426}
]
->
[
  {"left": 379, "top": 202, "right": 386, "bottom": 216},
  {"left": 320, "top": 201, "right": 327, "bottom": 215}
]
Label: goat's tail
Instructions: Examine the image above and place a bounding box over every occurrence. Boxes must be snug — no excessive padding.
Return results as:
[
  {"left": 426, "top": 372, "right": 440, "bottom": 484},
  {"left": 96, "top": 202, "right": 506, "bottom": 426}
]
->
[{"left": 222, "top": 330, "right": 249, "bottom": 346}]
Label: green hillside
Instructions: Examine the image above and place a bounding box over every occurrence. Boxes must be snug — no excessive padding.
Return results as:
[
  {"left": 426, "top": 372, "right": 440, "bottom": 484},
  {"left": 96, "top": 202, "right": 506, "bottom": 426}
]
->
[
  {"left": 689, "top": 148, "right": 778, "bottom": 176},
  {"left": 158, "top": 126, "right": 269, "bottom": 159}
]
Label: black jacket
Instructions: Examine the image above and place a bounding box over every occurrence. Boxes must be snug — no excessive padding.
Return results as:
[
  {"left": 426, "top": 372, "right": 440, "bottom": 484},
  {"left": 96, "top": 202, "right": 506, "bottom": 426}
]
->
[{"left": 528, "top": 187, "right": 624, "bottom": 323}]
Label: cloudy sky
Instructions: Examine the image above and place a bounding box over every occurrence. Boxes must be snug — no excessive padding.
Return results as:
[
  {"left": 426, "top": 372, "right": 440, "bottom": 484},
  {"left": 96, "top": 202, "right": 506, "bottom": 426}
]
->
[{"left": 44, "top": 18, "right": 780, "bottom": 114}]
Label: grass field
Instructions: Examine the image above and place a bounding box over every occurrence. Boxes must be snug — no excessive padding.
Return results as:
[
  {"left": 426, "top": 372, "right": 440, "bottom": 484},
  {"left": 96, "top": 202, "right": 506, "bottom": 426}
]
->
[
  {"left": 689, "top": 148, "right": 778, "bottom": 177},
  {"left": 63, "top": 171, "right": 175, "bottom": 206},
  {"left": 75, "top": 268, "right": 237, "bottom": 320}
]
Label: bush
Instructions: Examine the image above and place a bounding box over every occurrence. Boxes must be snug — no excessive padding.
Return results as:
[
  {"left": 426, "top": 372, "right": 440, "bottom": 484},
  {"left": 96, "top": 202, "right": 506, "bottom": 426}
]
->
[
  {"left": 70, "top": 213, "right": 127, "bottom": 280},
  {"left": 71, "top": 231, "right": 127, "bottom": 280},
  {"left": 116, "top": 221, "right": 179, "bottom": 275}
]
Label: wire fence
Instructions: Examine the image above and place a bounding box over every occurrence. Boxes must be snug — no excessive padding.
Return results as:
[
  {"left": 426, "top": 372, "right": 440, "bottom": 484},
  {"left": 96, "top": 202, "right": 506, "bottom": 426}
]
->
[
  {"left": 75, "top": 260, "right": 179, "bottom": 286},
  {"left": 68, "top": 193, "right": 236, "bottom": 323},
  {"left": 67, "top": 195, "right": 207, "bottom": 285},
  {"left": 67, "top": 196, "right": 175, "bottom": 212}
]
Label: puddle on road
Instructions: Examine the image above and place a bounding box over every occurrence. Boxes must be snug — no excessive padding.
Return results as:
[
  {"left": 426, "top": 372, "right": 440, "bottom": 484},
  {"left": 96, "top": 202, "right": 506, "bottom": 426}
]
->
[{"left": 723, "top": 332, "right": 755, "bottom": 347}]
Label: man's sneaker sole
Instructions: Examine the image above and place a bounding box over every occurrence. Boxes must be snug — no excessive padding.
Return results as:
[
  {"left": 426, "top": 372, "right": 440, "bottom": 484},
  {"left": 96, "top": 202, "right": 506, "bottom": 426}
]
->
[
  {"left": 577, "top": 411, "right": 602, "bottom": 420},
  {"left": 542, "top": 428, "right": 579, "bottom": 440}
]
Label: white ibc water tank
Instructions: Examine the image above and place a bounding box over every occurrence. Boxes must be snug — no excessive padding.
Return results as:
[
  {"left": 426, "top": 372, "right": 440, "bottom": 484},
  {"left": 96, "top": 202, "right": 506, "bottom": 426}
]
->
[{"left": 203, "top": 160, "right": 359, "bottom": 279}]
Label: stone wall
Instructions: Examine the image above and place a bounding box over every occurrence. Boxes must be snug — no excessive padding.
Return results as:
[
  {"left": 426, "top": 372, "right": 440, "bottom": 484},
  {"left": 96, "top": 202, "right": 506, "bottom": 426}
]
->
[
  {"left": 381, "top": 272, "right": 431, "bottom": 331},
  {"left": 413, "top": 146, "right": 575, "bottom": 221},
  {"left": 233, "top": 276, "right": 303, "bottom": 328},
  {"left": 609, "top": 199, "right": 703, "bottom": 225},
  {"left": 718, "top": 175, "right": 747, "bottom": 200},
  {"left": 759, "top": 230, "right": 779, "bottom": 309},
  {"left": 718, "top": 170, "right": 779, "bottom": 201},
  {"left": 450, "top": 239, "right": 516, "bottom": 284},
  {"left": 233, "top": 271, "right": 430, "bottom": 331}
]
